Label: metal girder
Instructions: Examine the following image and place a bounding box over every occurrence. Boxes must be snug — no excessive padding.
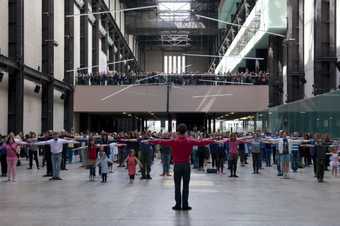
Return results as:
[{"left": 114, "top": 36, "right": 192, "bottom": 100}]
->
[
  {"left": 0, "top": 54, "right": 72, "bottom": 91},
  {"left": 99, "top": 0, "right": 140, "bottom": 71}
]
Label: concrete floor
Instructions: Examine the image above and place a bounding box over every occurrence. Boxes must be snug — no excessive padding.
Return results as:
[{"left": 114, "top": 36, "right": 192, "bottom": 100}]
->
[{"left": 1, "top": 160, "right": 340, "bottom": 226}]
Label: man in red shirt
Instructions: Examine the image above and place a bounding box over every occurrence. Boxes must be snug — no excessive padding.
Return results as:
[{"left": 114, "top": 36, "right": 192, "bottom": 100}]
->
[{"left": 150, "top": 124, "right": 213, "bottom": 211}]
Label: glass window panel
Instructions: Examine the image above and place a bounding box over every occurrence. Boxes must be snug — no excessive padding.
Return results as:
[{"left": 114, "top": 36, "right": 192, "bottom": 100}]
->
[
  {"left": 177, "top": 56, "right": 181, "bottom": 74},
  {"left": 173, "top": 56, "right": 177, "bottom": 74},
  {"left": 168, "top": 56, "right": 172, "bottom": 74},
  {"left": 182, "top": 56, "right": 186, "bottom": 73},
  {"left": 164, "top": 56, "right": 168, "bottom": 73}
]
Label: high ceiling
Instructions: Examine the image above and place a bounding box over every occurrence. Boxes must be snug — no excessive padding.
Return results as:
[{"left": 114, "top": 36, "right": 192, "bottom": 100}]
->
[{"left": 123, "top": 0, "right": 220, "bottom": 49}]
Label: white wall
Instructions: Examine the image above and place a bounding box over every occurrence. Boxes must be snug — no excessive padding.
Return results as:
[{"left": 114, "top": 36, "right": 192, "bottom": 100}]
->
[
  {"left": 53, "top": 90, "right": 64, "bottom": 131},
  {"left": 54, "top": 0, "right": 65, "bottom": 80},
  {"left": 99, "top": 41, "right": 108, "bottom": 73},
  {"left": 145, "top": 49, "right": 163, "bottom": 72},
  {"left": 337, "top": 0, "right": 340, "bottom": 87},
  {"left": 88, "top": 22, "right": 93, "bottom": 73},
  {"left": 74, "top": 5, "right": 81, "bottom": 80},
  {"left": 0, "top": 73, "right": 8, "bottom": 134},
  {"left": 0, "top": 0, "right": 8, "bottom": 55},
  {"left": 24, "top": 0, "right": 42, "bottom": 68},
  {"left": 115, "top": 0, "right": 121, "bottom": 29},
  {"left": 23, "top": 80, "right": 42, "bottom": 134},
  {"left": 0, "top": 0, "right": 8, "bottom": 134},
  {"left": 304, "top": 0, "right": 315, "bottom": 98}
]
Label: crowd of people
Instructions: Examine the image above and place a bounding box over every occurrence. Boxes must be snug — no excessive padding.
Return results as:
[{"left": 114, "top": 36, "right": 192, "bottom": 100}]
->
[
  {"left": 0, "top": 126, "right": 339, "bottom": 210},
  {"left": 76, "top": 71, "right": 269, "bottom": 86}
]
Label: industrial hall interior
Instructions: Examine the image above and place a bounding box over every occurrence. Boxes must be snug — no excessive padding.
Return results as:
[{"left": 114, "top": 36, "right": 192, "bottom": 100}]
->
[{"left": 1, "top": 0, "right": 340, "bottom": 226}]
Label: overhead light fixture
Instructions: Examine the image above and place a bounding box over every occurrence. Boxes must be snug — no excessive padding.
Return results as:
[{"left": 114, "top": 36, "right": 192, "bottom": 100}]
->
[{"left": 66, "top": 5, "right": 158, "bottom": 18}]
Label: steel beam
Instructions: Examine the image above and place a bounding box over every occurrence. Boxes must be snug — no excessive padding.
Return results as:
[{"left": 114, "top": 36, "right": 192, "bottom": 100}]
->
[
  {"left": 8, "top": 0, "right": 24, "bottom": 133},
  {"left": 64, "top": 0, "right": 75, "bottom": 131}
]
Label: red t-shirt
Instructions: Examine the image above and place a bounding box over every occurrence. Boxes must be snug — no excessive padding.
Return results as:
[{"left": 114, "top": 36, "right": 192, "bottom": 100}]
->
[
  {"left": 88, "top": 146, "right": 97, "bottom": 161},
  {"left": 151, "top": 136, "right": 213, "bottom": 164}
]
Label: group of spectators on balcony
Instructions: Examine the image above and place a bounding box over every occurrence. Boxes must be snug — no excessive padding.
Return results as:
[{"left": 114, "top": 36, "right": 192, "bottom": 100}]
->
[{"left": 76, "top": 70, "right": 269, "bottom": 86}]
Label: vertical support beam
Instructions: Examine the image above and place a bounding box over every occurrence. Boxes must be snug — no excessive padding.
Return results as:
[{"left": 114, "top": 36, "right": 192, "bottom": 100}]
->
[
  {"left": 286, "top": 0, "right": 305, "bottom": 102},
  {"left": 80, "top": 0, "right": 89, "bottom": 73},
  {"left": 8, "top": 0, "right": 24, "bottom": 133},
  {"left": 268, "top": 36, "right": 284, "bottom": 107},
  {"left": 213, "top": 117, "right": 216, "bottom": 133},
  {"left": 92, "top": 1, "right": 99, "bottom": 74},
  {"left": 314, "top": 0, "right": 337, "bottom": 94},
  {"left": 64, "top": 0, "right": 74, "bottom": 131},
  {"left": 108, "top": 29, "right": 114, "bottom": 71},
  {"left": 41, "top": 0, "right": 54, "bottom": 132}
]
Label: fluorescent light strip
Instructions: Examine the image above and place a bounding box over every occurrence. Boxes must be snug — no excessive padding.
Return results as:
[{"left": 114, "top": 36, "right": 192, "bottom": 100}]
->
[
  {"left": 196, "top": 14, "right": 286, "bottom": 38},
  {"left": 66, "top": 5, "right": 158, "bottom": 18}
]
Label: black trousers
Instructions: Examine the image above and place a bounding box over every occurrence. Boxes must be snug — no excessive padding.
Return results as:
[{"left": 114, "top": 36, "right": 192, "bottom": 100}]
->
[
  {"left": 101, "top": 173, "right": 107, "bottom": 182},
  {"left": 0, "top": 154, "right": 7, "bottom": 176},
  {"left": 28, "top": 150, "right": 39, "bottom": 168},
  {"left": 61, "top": 149, "right": 67, "bottom": 170},
  {"left": 174, "top": 163, "right": 191, "bottom": 208},
  {"left": 229, "top": 156, "right": 238, "bottom": 176},
  {"left": 316, "top": 159, "right": 325, "bottom": 182},
  {"left": 252, "top": 152, "right": 260, "bottom": 173},
  {"left": 45, "top": 149, "right": 52, "bottom": 176},
  {"left": 211, "top": 153, "right": 217, "bottom": 168},
  {"left": 216, "top": 152, "right": 225, "bottom": 172},
  {"left": 197, "top": 150, "right": 205, "bottom": 169}
]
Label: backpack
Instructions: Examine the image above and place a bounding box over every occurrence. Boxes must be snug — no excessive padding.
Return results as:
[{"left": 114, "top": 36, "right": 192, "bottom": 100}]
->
[{"left": 283, "top": 139, "right": 289, "bottom": 154}]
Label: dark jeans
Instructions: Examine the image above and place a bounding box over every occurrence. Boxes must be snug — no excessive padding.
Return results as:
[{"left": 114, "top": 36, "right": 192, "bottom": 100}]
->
[
  {"left": 276, "top": 154, "right": 282, "bottom": 175},
  {"left": 89, "top": 166, "right": 95, "bottom": 177},
  {"left": 239, "top": 150, "right": 245, "bottom": 165},
  {"left": 291, "top": 151, "right": 299, "bottom": 172},
  {"left": 28, "top": 150, "right": 39, "bottom": 169},
  {"left": 229, "top": 155, "right": 238, "bottom": 176},
  {"left": 197, "top": 150, "right": 205, "bottom": 169},
  {"left": 216, "top": 152, "right": 225, "bottom": 172},
  {"left": 0, "top": 154, "right": 7, "bottom": 176},
  {"left": 211, "top": 152, "right": 217, "bottom": 168},
  {"left": 252, "top": 152, "right": 261, "bottom": 173},
  {"left": 140, "top": 154, "right": 151, "bottom": 178},
  {"left": 61, "top": 148, "right": 67, "bottom": 170},
  {"left": 316, "top": 159, "right": 325, "bottom": 182},
  {"left": 265, "top": 149, "right": 272, "bottom": 167},
  {"left": 161, "top": 154, "right": 171, "bottom": 174},
  {"left": 174, "top": 163, "right": 191, "bottom": 208},
  {"left": 101, "top": 173, "right": 107, "bottom": 182}
]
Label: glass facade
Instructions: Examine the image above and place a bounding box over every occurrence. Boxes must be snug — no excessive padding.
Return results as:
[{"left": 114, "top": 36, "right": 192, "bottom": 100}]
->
[{"left": 267, "top": 90, "right": 340, "bottom": 138}]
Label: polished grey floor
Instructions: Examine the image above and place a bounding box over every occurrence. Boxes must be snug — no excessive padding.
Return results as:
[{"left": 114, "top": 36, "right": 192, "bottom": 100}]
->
[{"left": 1, "top": 159, "right": 340, "bottom": 226}]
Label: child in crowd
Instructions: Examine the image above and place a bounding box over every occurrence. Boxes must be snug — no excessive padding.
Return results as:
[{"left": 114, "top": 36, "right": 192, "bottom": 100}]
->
[
  {"left": 87, "top": 137, "right": 97, "bottom": 181},
  {"left": 3, "top": 135, "right": 19, "bottom": 182},
  {"left": 126, "top": 150, "right": 142, "bottom": 183},
  {"left": 96, "top": 151, "right": 113, "bottom": 183},
  {"left": 329, "top": 147, "right": 339, "bottom": 177}
]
